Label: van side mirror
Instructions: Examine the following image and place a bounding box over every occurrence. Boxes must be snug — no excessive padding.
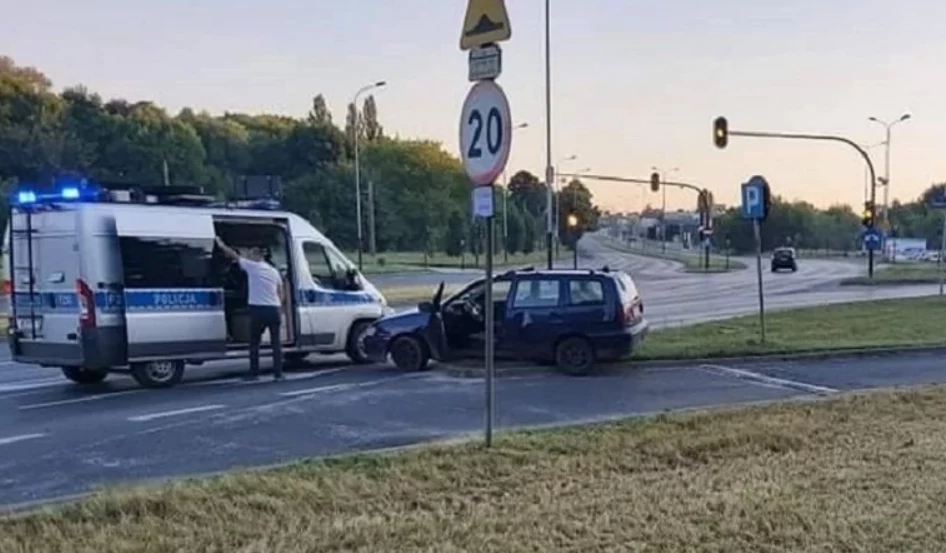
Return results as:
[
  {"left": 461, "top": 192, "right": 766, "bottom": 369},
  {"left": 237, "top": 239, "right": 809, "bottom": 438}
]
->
[{"left": 345, "top": 268, "right": 362, "bottom": 290}]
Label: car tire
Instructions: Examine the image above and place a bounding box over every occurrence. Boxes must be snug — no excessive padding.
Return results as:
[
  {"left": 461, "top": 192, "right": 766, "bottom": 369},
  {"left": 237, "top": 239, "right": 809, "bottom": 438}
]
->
[
  {"left": 346, "top": 319, "right": 373, "bottom": 365},
  {"left": 130, "top": 360, "right": 185, "bottom": 389},
  {"left": 555, "top": 336, "right": 596, "bottom": 376},
  {"left": 389, "top": 335, "right": 430, "bottom": 372},
  {"left": 60, "top": 366, "right": 108, "bottom": 385}
]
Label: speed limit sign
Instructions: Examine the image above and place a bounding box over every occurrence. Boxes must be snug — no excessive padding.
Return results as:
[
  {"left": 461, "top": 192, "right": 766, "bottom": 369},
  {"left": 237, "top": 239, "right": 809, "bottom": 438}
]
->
[{"left": 459, "top": 80, "right": 512, "bottom": 186}]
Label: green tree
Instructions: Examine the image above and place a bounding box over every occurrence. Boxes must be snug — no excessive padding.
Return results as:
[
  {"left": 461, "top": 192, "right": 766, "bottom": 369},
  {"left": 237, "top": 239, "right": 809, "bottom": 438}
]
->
[
  {"left": 307, "top": 94, "right": 332, "bottom": 126},
  {"left": 557, "top": 179, "right": 598, "bottom": 248},
  {"left": 362, "top": 95, "right": 383, "bottom": 141},
  {"left": 444, "top": 210, "right": 466, "bottom": 257}
]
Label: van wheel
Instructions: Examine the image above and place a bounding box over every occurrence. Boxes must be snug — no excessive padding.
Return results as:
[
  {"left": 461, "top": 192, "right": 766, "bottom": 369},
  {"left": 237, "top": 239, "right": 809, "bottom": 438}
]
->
[
  {"left": 389, "top": 335, "right": 430, "bottom": 372},
  {"left": 346, "top": 320, "right": 373, "bottom": 364},
  {"left": 61, "top": 366, "right": 108, "bottom": 385},
  {"left": 555, "top": 336, "right": 596, "bottom": 376},
  {"left": 131, "top": 360, "right": 185, "bottom": 389}
]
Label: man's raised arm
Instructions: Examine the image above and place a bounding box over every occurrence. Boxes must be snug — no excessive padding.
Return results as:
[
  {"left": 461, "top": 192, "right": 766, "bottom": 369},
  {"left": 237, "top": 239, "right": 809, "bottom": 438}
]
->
[{"left": 215, "top": 236, "right": 240, "bottom": 262}]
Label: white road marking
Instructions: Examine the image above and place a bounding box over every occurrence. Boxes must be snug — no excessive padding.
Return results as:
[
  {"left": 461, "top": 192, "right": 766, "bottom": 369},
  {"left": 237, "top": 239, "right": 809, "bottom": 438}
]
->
[
  {"left": 127, "top": 404, "right": 226, "bottom": 422},
  {"left": 279, "top": 375, "right": 411, "bottom": 397},
  {"left": 189, "top": 368, "right": 348, "bottom": 388},
  {"left": 701, "top": 364, "right": 839, "bottom": 395},
  {"left": 0, "top": 378, "right": 69, "bottom": 394},
  {"left": 0, "top": 433, "right": 46, "bottom": 446},
  {"left": 18, "top": 390, "right": 143, "bottom": 410}
]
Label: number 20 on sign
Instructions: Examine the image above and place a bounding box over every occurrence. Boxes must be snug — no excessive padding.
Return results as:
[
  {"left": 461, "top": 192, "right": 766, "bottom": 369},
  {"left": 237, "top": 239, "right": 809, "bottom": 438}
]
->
[{"left": 460, "top": 80, "right": 512, "bottom": 186}]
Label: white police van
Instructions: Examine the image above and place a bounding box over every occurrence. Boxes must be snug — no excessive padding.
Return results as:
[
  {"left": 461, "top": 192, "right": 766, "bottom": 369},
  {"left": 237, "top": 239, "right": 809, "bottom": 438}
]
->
[{"left": 1, "top": 178, "right": 392, "bottom": 389}]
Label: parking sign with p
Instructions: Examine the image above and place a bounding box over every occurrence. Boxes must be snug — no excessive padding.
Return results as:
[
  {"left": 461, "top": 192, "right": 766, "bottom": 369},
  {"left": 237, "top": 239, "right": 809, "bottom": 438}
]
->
[{"left": 741, "top": 175, "right": 770, "bottom": 221}]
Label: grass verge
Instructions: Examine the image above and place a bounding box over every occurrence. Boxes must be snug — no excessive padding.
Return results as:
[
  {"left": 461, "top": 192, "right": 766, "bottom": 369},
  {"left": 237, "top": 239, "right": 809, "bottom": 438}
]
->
[
  {"left": 601, "top": 238, "right": 746, "bottom": 272},
  {"left": 7, "top": 386, "right": 946, "bottom": 551},
  {"left": 840, "top": 264, "right": 946, "bottom": 286},
  {"left": 634, "top": 296, "right": 946, "bottom": 360}
]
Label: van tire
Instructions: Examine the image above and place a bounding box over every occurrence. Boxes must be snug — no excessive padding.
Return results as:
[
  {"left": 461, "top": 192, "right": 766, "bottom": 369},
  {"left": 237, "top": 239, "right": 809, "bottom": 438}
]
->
[
  {"left": 61, "top": 366, "right": 108, "bottom": 385},
  {"left": 346, "top": 320, "right": 373, "bottom": 365},
  {"left": 131, "top": 360, "right": 185, "bottom": 389},
  {"left": 389, "top": 335, "right": 430, "bottom": 372},
  {"left": 554, "top": 336, "right": 596, "bottom": 376}
]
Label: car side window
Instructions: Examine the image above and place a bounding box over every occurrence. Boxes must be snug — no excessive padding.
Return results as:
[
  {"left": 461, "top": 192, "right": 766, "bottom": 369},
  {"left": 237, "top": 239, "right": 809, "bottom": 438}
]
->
[
  {"left": 568, "top": 279, "right": 605, "bottom": 306},
  {"left": 512, "top": 279, "right": 560, "bottom": 308}
]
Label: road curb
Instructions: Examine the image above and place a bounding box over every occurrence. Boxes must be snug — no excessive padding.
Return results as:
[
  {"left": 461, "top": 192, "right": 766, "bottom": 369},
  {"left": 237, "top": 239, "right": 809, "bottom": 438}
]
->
[{"left": 437, "top": 344, "right": 946, "bottom": 379}]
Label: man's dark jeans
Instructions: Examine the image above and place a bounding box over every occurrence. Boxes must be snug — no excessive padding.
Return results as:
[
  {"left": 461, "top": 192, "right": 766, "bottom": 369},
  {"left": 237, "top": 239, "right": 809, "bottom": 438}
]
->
[{"left": 248, "top": 305, "right": 283, "bottom": 378}]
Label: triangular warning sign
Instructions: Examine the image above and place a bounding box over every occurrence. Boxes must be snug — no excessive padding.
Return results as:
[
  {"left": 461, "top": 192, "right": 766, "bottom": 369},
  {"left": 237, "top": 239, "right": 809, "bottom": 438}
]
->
[{"left": 460, "top": 0, "right": 512, "bottom": 51}]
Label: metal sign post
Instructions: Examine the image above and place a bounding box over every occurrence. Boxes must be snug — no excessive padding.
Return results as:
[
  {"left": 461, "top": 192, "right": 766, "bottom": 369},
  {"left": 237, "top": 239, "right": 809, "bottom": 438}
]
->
[
  {"left": 928, "top": 190, "right": 946, "bottom": 296},
  {"left": 753, "top": 218, "right": 766, "bottom": 343},
  {"left": 742, "top": 175, "right": 771, "bottom": 344},
  {"left": 460, "top": 1, "right": 512, "bottom": 447},
  {"left": 940, "top": 215, "right": 946, "bottom": 297}
]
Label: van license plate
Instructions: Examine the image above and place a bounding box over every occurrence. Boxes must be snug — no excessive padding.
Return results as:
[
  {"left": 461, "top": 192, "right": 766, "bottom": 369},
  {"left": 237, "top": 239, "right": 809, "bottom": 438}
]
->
[{"left": 17, "top": 317, "right": 42, "bottom": 333}]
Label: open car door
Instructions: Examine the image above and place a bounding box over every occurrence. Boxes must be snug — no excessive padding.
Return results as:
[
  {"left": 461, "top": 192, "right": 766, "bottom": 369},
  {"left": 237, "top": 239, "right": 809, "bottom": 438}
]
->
[{"left": 422, "top": 282, "right": 449, "bottom": 362}]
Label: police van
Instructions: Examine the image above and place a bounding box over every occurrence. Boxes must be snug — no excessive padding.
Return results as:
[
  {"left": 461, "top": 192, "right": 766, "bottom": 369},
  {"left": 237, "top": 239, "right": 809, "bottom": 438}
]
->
[{"left": 1, "top": 178, "right": 392, "bottom": 389}]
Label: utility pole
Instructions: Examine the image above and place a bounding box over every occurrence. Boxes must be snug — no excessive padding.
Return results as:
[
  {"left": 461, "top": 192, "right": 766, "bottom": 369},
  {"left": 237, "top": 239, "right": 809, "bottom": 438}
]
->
[
  {"left": 868, "top": 113, "right": 911, "bottom": 230},
  {"left": 367, "top": 175, "right": 377, "bottom": 256},
  {"left": 543, "top": 0, "right": 553, "bottom": 270}
]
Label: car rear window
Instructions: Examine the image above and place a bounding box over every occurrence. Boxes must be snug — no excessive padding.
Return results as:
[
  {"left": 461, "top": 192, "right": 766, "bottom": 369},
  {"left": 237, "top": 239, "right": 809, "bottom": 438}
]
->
[
  {"left": 568, "top": 279, "right": 605, "bottom": 306},
  {"left": 512, "top": 279, "right": 560, "bottom": 308},
  {"left": 614, "top": 272, "right": 639, "bottom": 303}
]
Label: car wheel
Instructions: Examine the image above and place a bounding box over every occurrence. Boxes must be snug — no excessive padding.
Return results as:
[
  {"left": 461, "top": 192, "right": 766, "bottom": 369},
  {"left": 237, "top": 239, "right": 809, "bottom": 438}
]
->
[
  {"left": 60, "top": 366, "right": 108, "bottom": 385},
  {"left": 389, "top": 335, "right": 430, "bottom": 372},
  {"left": 555, "top": 336, "right": 596, "bottom": 376},
  {"left": 130, "top": 360, "right": 185, "bottom": 389},
  {"left": 346, "top": 319, "right": 373, "bottom": 365}
]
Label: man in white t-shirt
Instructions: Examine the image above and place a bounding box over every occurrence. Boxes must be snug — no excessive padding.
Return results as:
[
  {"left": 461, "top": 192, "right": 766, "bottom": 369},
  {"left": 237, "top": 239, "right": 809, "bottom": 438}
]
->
[{"left": 215, "top": 237, "right": 286, "bottom": 382}]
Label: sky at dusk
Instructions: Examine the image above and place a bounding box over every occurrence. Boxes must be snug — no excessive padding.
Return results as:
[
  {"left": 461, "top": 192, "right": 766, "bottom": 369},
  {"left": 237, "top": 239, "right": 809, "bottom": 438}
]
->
[{"left": 3, "top": 0, "right": 944, "bottom": 214}]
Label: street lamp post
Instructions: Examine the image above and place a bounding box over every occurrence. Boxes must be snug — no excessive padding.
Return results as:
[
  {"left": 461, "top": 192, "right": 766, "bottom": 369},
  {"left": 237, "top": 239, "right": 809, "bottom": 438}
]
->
[
  {"left": 544, "top": 0, "right": 554, "bottom": 270},
  {"left": 868, "top": 113, "right": 911, "bottom": 231},
  {"left": 652, "top": 166, "right": 679, "bottom": 252},
  {"left": 353, "top": 80, "right": 387, "bottom": 271},
  {"left": 501, "top": 123, "right": 529, "bottom": 264}
]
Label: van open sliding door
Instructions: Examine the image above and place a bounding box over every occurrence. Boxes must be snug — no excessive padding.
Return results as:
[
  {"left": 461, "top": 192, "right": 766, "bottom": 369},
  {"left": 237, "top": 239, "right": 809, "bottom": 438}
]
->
[{"left": 114, "top": 211, "right": 227, "bottom": 361}]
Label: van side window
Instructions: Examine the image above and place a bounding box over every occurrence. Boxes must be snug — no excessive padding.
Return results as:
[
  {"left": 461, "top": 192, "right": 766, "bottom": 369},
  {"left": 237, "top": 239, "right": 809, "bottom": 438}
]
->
[
  {"left": 120, "top": 237, "right": 214, "bottom": 289},
  {"left": 303, "top": 242, "right": 334, "bottom": 285},
  {"left": 511, "top": 279, "right": 561, "bottom": 309}
]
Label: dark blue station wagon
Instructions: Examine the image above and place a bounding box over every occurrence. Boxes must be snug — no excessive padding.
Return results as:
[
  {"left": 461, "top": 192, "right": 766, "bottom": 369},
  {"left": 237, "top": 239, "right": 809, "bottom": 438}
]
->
[{"left": 363, "top": 267, "right": 649, "bottom": 375}]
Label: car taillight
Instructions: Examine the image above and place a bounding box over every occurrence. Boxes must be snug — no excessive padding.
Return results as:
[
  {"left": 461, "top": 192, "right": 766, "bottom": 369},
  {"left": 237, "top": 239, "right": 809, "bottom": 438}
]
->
[
  {"left": 1, "top": 279, "right": 10, "bottom": 296},
  {"left": 76, "top": 278, "right": 95, "bottom": 329}
]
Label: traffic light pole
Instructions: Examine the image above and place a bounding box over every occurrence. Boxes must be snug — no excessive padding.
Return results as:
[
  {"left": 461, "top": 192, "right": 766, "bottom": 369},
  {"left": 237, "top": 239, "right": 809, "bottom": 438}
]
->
[{"left": 727, "top": 130, "right": 878, "bottom": 279}]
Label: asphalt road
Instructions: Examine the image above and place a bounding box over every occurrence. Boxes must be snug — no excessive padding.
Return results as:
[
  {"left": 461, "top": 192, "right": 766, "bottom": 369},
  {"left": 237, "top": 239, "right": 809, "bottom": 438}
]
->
[{"left": 1, "top": 238, "right": 944, "bottom": 509}]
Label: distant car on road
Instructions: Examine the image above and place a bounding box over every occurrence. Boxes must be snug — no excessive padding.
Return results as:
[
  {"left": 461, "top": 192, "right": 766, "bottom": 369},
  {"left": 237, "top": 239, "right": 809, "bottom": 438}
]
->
[
  {"left": 771, "top": 247, "right": 798, "bottom": 272},
  {"left": 363, "top": 267, "right": 649, "bottom": 375}
]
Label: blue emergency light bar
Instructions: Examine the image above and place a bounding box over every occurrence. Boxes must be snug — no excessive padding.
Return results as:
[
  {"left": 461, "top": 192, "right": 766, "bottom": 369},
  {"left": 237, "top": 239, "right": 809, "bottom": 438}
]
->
[
  {"left": 11, "top": 180, "right": 99, "bottom": 207},
  {"left": 9, "top": 176, "right": 285, "bottom": 213}
]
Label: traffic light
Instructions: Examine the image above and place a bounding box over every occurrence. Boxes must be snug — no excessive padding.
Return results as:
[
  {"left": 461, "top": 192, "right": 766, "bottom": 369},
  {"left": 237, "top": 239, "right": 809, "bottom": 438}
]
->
[
  {"left": 861, "top": 201, "right": 875, "bottom": 227},
  {"left": 713, "top": 116, "right": 728, "bottom": 149},
  {"left": 650, "top": 172, "right": 660, "bottom": 192}
]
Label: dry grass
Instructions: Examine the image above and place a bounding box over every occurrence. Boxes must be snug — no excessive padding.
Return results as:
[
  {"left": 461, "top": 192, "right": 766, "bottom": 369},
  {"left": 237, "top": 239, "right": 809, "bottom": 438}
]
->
[
  {"left": 636, "top": 296, "right": 946, "bottom": 360},
  {"left": 379, "top": 284, "right": 462, "bottom": 306},
  {"left": 6, "top": 386, "right": 946, "bottom": 551}
]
